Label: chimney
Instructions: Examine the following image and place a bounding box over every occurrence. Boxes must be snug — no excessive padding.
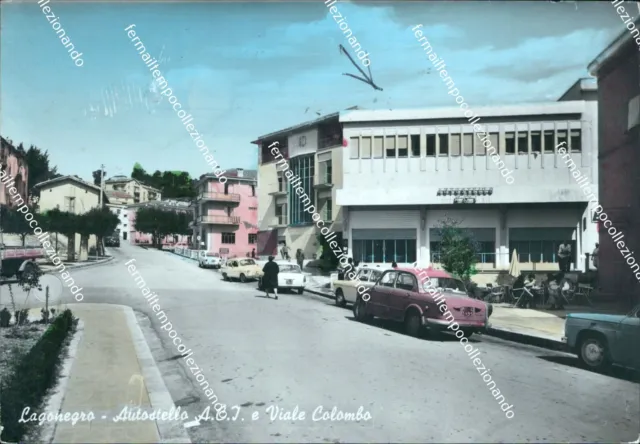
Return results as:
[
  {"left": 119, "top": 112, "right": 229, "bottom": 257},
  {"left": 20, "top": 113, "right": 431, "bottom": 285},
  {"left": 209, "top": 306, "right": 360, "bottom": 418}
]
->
[{"left": 237, "top": 168, "right": 244, "bottom": 177}]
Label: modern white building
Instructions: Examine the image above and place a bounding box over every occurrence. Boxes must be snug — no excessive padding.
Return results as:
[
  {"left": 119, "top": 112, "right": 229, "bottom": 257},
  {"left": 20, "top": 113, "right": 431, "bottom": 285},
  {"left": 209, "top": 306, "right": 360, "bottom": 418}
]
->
[
  {"left": 106, "top": 203, "right": 129, "bottom": 240},
  {"left": 336, "top": 79, "right": 599, "bottom": 272}
]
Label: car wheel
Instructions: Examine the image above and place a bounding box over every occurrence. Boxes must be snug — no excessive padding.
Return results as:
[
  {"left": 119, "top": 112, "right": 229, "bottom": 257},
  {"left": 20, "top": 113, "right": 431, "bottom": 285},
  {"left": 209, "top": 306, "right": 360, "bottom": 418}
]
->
[
  {"left": 335, "top": 289, "right": 347, "bottom": 307},
  {"left": 297, "top": 288, "right": 304, "bottom": 295},
  {"left": 461, "top": 329, "right": 474, "bottom": 339},
  {"left": 404, "top": 310, "right": 422, "bottom": 337},
  {"left": 198, "top": 263, "right": 202, "bottom": 268},
  {"left": 578, "top": 334, "right": 611, "bottom": 371},
  {"left": 353, "top": 297, "right": 371, "bottom": 323},
  {"left": 239, "top": 273, "right": 247, "bottom": 283},
  {"left": 222, "top": 273, "right": 229, "bottom": 281}
]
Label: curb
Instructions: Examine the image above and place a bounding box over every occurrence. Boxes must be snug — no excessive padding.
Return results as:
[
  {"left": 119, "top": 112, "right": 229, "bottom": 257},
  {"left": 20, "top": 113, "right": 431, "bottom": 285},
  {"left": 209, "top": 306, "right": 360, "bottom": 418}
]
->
[
  {"left": 40, "top": 256, "right": 114, "bottom": 273},
  {"left": 485, "top": 326, "right": 567, "bottom": 352},
  {"left": 124, "top": 306, "right": 192, "bottom": 444},
  {"left": 166, "top": 250, "right": 197, "bottom": 262},
  {"left": 40, "top": 319, "right": 85, "bottom": 444},
  {"left": 304, "top": 288, "right": 567, "bottom": 351}
]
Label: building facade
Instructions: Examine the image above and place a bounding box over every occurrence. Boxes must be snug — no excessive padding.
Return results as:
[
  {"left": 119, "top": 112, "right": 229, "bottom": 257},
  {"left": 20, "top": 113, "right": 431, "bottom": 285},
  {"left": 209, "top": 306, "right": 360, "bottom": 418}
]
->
[
  {"left": 0, "top": 137, "right": 28, "bottom": 207},
  {"left": 254, "top": 113, "right": 345, "bottom": 258},
  {"left": 190, "top": 169, "right": 258, "bottom": 258},
  {"left": 104, "top": 176, "right": 161, "bottom": 204},
  {"left": 588, "top": 18, "right": 640, "bottom": 304},
  {"left": 106, "top": 203, "right": 129, "bottom": 240},
  {"left": 336, "top": 86, "right": 599, "bottom": 272},
  {"left": 33, "top": 175, "right": 108, "bottom": 258}
]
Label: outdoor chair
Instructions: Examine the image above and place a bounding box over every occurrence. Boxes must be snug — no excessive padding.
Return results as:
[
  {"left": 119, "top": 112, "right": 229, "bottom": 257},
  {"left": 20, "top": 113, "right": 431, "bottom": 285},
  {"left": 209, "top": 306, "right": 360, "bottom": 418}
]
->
[
  {"left": 573, "top": 283, "right": 594, "bottom": 306},
  {"left": 484, "top": 284, "right": 506, "bottom": 303}
]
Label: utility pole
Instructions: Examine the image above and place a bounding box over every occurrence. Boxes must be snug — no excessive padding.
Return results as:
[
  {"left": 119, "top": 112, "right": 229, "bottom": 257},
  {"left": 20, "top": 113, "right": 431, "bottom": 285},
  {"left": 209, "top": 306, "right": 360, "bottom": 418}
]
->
[{"left": 98, "top": 164, "right": 105, "bottom": 207}]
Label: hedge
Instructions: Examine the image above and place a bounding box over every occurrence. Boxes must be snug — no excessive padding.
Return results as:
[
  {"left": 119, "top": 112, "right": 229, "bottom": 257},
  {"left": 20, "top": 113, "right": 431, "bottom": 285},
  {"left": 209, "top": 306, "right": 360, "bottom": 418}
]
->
[{"left": 0, "top": 309, "right": 75, "bottom": 442}]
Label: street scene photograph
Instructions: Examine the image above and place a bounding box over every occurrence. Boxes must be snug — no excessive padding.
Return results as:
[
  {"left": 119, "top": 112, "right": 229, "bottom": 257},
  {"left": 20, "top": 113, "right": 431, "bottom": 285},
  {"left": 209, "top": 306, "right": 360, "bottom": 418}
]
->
[{"left": 0, "top": 0, "right": 639, "bottom": 442}]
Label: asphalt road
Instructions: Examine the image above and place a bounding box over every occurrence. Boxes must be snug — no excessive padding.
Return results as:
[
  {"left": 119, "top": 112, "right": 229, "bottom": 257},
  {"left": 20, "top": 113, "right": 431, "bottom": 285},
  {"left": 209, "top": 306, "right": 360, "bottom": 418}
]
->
[{"left": 16, "top": 243, "right": 640, "bottom": 443}]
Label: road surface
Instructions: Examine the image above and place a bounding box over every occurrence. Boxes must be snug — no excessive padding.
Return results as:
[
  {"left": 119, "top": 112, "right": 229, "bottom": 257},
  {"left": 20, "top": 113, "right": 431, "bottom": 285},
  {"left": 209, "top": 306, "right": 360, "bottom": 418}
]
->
[{"left": 13, "top": 242, "right": 639, "bottom": 443}]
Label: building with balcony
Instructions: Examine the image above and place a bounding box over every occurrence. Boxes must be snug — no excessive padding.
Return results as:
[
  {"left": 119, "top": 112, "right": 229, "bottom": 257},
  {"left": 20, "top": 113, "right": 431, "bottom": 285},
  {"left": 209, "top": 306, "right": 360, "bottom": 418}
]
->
[
  {"left": 588, "top": 18, "right": 640, "bottom": 304},
  {"left": 190, "top": 168, "right": 258, "bottom": 258},
  {"left": 104, "top": 175, "right": 161, "bottom": 204},
  {"left": 336, "top": 82, "right": 599, "bottom": 272},
  {"left": 0, "top": 137, "right": 28, "bottom": 208},
  {"left": 253, "top": 112, "right": 345, "bottom": 257}
]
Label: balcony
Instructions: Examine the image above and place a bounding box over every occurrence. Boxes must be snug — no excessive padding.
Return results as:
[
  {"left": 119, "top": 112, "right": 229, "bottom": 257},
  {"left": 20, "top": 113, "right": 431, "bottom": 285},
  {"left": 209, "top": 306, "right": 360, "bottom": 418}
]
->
[
  {"left": 269, "top": 188, "right": 287, "bottom": 197},
  {"left": 199, "top": 215, "right": 240, "bottom": 225},
  {"left": 268, "top": 215, "right": 288, "bottom": 228},
  {"left": 314, "top": 175, "right": 333, "bottom": 190},
  {"left": 197, "top": 192, "right": 241, "bottom": 204}
]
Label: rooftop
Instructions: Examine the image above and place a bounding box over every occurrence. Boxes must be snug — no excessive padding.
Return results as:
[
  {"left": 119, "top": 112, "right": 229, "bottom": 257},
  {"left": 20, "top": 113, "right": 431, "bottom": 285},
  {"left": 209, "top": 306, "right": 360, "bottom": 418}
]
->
[
  {"left": 33, "top": 175, "right": 101, "bottom": 192},
  {"left": 588, "top": 16, "right": 640, "bottom": 76}
]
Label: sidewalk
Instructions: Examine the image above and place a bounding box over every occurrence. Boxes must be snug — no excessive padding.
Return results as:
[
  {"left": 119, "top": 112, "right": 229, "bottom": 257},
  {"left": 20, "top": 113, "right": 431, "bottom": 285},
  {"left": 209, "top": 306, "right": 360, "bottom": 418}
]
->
[
  {"left": 32, "top": 303, "right": 189, "bottom": 444},
  {"left": 38, "top": 256, "right": 114, "bottom": 273},
  {"left": 301, "top": 277, "right": 626, "bottom": 351}
]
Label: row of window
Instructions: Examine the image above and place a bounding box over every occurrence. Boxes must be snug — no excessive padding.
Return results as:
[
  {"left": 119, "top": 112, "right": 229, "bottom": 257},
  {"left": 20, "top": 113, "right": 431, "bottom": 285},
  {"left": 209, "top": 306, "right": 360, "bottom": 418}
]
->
[
  {"left": 430, "top": 240, "right": 575, "bottom": 264},
  {"left": 351, "top": 239, "right": 418, "bottom": 264},
  {"left": 274, "top": 198, "right": 332, "bottom": 226},
  {"left": 349, "top": 129, "right": 582, "bottom": 159},
  {"left": 221, "top": 233, "right": 258, "bottom": 244}
]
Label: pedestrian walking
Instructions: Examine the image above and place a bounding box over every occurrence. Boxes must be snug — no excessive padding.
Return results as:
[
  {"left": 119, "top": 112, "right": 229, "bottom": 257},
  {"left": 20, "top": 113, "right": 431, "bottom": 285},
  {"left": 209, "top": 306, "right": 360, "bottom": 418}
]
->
[
  {"left": 251, "top": 248, "right": 256, "bottom": 259},
  {"left": 557, "top": 240, "right": 572, "bottom": 272},
  {"left": 262, "top": 256, "right": 280, "bottom": 299},
  {"left": 592, "top": 243, "right": 599, "bottom": 269},
  {"left": 296, "top": 248, "right": 305, "bottom": 270}
]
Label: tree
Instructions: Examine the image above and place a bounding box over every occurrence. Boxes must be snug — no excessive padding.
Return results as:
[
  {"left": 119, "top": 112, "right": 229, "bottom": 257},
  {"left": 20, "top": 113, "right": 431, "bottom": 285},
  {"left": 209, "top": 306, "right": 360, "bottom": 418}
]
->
[
  {"left": 92, "top": 169, "right": 106, "bottom": 187},
  {"left": 15, "top": 143, "right": 60, "bottom": 194},
  {"left": 83, "top": 207, "right": 119, "bottom": 256},
  {"left": 129, "top": 163, "right": 196, "bottom": 199},
  {"left": 134, "top": 207, "right": 189, "bottom": 249},
  {"left": 435, "top": 217, "right": 480, "bottom": 286},
  {"left": 39, "top": 208, "right": 66, "bottom": 253},
  {"left": 2, "top": 207, "right": 38, "bottom": 246},
  {"left": 57, "top": 212, "right": 80, "bottom": 262}
]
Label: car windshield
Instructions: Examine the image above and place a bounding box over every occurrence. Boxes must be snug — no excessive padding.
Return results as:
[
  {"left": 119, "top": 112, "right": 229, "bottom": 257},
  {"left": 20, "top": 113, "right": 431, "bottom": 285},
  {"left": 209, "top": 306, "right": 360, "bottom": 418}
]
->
[
  {"left": 239, "top": 259, "right": 256, "bottom": 266},
  {"left": 279, "top": 264, "right": 301, "bottom": 273}
]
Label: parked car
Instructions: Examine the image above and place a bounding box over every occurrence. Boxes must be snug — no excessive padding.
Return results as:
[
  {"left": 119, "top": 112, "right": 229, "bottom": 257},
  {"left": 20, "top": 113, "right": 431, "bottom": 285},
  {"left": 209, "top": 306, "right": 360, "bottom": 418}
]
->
[
  {"left": 198, "top": 252, "right": 222, "bottom": 269},
  {"left": 333, "top": 267, "right": 386, "bottom": 307},
  {"left": 105, "top": 236, "right": 120, "bottom": 247},
  {"left": 563, "top": 303, "right": 640, "bottom": 371},
  {"left": 258, "top": 262, "right": 306, "bottom": 294},
  {"left": 221, "top": 258, "right": 262, "bottom": 282},
  {"left": 352, "top": 267, "right": 491, "bottom": 338}
]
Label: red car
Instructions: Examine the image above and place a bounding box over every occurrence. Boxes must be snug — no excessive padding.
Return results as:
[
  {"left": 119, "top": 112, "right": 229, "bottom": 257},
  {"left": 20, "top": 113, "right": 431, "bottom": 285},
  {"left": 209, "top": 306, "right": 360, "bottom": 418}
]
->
[{"left": 352, "top": 267, "right": 491, "bottom": 338}]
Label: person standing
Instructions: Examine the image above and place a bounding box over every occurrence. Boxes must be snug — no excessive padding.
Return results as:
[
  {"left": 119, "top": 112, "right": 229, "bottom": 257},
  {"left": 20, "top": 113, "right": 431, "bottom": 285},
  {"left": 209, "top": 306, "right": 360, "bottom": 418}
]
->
[
  {"left": 592, "top": 243, "right": 599, "bottom": 269},
  {"left": 251, "top": 248, "right": 256, "bottom": 259},
  {"left": 391, "top": 261, "right": 398, "bottom": 268},
  {"left": 280, "top": 243, "right": 290, "bottom": 261},
  {"left": 296, "top": 248, "right": 305, "bottom": 270},
  {"left": 344, "top": 257, "right": 355, "bottom": 280},
  {"left": 261, "top": 256, "right": 280, "bottom": 299},
  {"left": 557, "top": 240, "right": 572, "bottom": 272}
]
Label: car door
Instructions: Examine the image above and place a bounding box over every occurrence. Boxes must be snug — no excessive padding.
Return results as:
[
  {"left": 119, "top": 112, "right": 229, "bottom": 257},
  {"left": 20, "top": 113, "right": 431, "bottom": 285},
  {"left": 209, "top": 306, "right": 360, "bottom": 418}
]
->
[
  {"left": 369, "top": 271, "right": 398, "bottom": 319},
  {"left": 386, "top": 272, "right": 419, "bottom": 322},
  {"left": 617, "top": 306, "right": 640, "bottom": 368},
  {"left": 347, "top": 269, "right": 371, "bottom": 303},
  {"left": 228, "top": 260, "right": 238, "bottom": 278}
]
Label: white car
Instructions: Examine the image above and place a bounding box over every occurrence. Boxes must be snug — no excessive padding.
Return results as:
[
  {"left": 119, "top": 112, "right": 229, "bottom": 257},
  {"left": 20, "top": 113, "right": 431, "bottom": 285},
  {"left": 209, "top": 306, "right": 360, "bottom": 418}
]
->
[
  {"left": 198, "top": 252, "right": 222, "bottom": 269},
  {"left": 333, "top": 267, "right": 386, "bottom": 307},
  {"left": 258, "top": 262, "right": 306, "bottom": 294}
]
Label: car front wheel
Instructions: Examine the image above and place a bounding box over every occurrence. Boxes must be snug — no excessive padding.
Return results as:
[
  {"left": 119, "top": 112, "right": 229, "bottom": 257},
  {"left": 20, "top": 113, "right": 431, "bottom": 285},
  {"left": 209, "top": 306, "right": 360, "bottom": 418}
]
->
[
  {"left": 404, "top": 310, "right": 422, "bottom": 337},
  {"left": 353, "top": 297, "right": 372, "bottom": 323},
  {"left": 578, "top": 334, "right": 611, "bottom": 371}
]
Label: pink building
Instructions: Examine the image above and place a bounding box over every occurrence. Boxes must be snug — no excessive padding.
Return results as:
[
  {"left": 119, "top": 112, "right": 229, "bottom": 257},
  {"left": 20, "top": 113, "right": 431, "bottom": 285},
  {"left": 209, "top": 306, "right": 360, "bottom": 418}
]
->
[
  {"left": 191, "top": 168, "right": 258, "bottom": 258},
  {"left": 128, "top": 200, "right": 192, "bottom": 246},
  {"left": 0, "top": 137, "right": 28, "bottom": 206}
]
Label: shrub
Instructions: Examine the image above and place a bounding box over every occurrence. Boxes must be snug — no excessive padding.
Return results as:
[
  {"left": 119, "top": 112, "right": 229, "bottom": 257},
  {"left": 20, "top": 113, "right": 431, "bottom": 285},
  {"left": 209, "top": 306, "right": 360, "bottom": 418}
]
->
[
  {"left": 0, "top": 309, "right": 75, "bottom": 442},
  {"left": 0, "top": 308, "right": 11, "bottom": 328}
]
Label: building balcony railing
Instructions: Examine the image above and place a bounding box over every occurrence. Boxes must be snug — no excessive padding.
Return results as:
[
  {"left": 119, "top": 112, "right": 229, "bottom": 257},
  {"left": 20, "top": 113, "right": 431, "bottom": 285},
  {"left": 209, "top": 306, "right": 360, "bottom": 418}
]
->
[
  {"left": 197, "top": 192, "right": 241, "bottom": 204},
  {"left": 269, "top": 189, "right": 287, "bottom": 196},
  {"left": 314, "top": 174, "right": 333, "bottom": 189},
  {"left": 199, "top": 215, "right": 241, "bottom": 225},
  {"left": 268, "top": 216, "right": 288, "bottom": 227}
]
